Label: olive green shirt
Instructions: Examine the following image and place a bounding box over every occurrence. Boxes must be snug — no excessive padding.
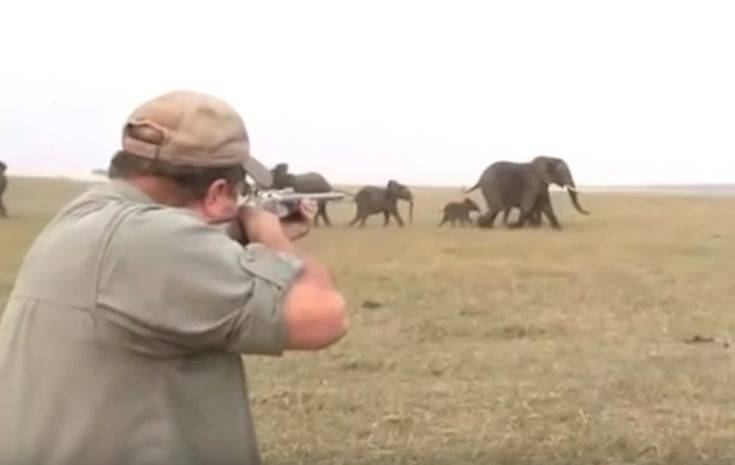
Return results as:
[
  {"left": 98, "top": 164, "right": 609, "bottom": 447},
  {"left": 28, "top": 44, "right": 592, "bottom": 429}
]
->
[{"left": 0, "top": 180, "right": 302, "bottom": 465}]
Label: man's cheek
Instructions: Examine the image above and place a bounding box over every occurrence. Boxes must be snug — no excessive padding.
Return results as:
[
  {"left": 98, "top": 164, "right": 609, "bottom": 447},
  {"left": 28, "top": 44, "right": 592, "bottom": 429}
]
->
[{"left": 223, "top": 197, "right": 240, "bottom": 219}]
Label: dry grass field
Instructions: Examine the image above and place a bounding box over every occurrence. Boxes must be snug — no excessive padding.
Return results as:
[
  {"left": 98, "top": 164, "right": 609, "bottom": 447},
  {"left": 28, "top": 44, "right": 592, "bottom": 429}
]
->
[{"left": 2, "top": 177, "right": 735, "bottom": 464}]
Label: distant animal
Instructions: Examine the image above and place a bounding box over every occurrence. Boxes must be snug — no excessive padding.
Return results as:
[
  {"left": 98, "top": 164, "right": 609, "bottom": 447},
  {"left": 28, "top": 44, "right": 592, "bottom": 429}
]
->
[
  {"left": 349, "top": 180, "right": 414, "bottom": 228},
  {"left": 439, "top": 198, "right": 480, "bottom": 227},
  {"left": 361, "top": 300, "right": 383, "bottom": 309},
  {"left": 466, "top": 156, "right": 589, "bottom": 229},
  {"left": 271, "top": 163, "right": 336, "bottom": 226},
  {"left": 0, "top": 161, "right": 8, "bottom": 218}
]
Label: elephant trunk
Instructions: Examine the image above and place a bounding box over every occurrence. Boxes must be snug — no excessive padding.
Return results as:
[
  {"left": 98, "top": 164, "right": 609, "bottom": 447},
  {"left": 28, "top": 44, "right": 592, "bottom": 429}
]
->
[
  {"left": 566, "top": 184, "right": 590, "bottom": 215},
  {"left": 408, "top": 199, "right": 414, "bottom": 224}
]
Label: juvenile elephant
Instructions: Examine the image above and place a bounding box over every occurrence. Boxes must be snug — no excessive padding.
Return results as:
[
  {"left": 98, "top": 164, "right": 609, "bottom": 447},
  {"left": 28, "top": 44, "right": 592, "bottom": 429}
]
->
[
  {"left": 439, "top": 198, "right": 479, "bottom": 227},
  {"left": 271, "top": 163, "right": 336, "bottom": 226},
  {"left": 349, "top": 180, "right": 413, "bottom": 227},
  {"left": 467, "top": 156, "right": 589, "bottom": 229},
  {"left": 0, "top": 161, "right": 8, "bottom": 218}
]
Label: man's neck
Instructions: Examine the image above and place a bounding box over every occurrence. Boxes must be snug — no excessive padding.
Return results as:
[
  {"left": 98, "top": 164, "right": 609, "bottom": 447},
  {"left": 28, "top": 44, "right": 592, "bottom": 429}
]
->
[{"left": 122, "top": 176, "right": 192, "bottom": 208}]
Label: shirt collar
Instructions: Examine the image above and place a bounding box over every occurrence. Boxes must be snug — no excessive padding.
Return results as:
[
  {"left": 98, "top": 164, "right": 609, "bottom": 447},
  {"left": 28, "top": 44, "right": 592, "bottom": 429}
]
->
[{"left": 107, "top": 179, "right": 156, "bottom": 204}]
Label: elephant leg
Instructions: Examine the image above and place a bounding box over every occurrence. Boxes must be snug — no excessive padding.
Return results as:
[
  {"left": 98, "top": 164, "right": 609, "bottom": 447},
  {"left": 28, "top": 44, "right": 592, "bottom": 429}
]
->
[
  {"left": 514, "top": 194, "right": 539, "bottom": 229},
  {"left": 484, "top": 207, "right": 501, "bottom": 228},
  {"left": 0, "top": 197, "right": 6, "bottom": 218},
  {"left": 318, "top": 201, "right": 331, "bottom": 227},
  {"left": 392, "top": 209, "right": 405, "bottom": 227},
  {"left": 528, "top": 209, "right": 542, "bottom": 228},
  {"left": 349, "top": 211, "right": 361, "bottom": 227},
  {"left": 538, "top": 194, "right": 561, "bottom": 230},
  {"left": 360, "top": 216, "right": 367, "bottom": 228},
  {"left": 512, "top": 213, "right": 530, "bottom": 229},
  {"left": 314, "top": 204, "right": 322, "bottom": 227},
  {"left": 383, "top": 211, "right": 391, "bottom": 227},
  {"left": 502, "top": 208, "right": 511, "bottom": 226},
  {"left": 477, "top": 205, "right": 501, "bottom": 229}
]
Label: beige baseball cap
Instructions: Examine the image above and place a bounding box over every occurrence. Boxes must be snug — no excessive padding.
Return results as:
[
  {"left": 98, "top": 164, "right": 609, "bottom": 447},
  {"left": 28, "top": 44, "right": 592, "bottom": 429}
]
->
[{"left": 121, "top": 90, "right": 272, "bottom": 187}]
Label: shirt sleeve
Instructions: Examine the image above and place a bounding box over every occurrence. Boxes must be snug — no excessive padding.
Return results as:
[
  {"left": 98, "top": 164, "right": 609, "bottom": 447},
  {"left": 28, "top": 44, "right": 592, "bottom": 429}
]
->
[{"left": 95, "top": 206, "right": 302, "bottom": 358}]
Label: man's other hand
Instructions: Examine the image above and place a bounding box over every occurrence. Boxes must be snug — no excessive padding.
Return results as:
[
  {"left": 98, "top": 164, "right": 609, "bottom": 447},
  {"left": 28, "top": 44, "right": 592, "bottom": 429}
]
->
[{"left": 280, "top": 200, "right": 316, "bottom": 242}]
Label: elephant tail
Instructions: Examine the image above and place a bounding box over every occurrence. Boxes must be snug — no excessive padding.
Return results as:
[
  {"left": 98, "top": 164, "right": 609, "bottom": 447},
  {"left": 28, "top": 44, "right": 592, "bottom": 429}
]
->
[{"left": 463, "top": 180, "right": 481, "bottom": 193}]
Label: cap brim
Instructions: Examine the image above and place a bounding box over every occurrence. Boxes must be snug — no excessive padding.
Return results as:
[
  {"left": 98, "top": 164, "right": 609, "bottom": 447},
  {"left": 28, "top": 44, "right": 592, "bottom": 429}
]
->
[{"left": 242, "top": 155, "right": 273, "bottom": 188}]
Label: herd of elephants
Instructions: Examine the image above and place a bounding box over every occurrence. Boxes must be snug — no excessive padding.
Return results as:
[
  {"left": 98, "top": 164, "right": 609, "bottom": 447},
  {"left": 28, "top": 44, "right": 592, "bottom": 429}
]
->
[
  {"left": 0, "top": 155, "right": 590, "bottom": 229},
  {"left": 268, "top": 155, "right": 589, "bottom": 229}
]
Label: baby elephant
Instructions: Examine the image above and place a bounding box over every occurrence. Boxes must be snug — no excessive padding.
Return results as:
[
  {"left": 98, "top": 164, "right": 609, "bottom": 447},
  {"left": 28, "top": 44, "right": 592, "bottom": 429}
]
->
[{"left": 439, "top": 198, "right": 479, "bottom": 227}]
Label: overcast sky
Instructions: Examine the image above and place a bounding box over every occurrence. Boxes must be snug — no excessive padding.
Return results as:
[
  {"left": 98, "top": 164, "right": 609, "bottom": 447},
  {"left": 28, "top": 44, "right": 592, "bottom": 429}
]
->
[{"left": 1, "top": 0, "right": 733, "bottom": 186}]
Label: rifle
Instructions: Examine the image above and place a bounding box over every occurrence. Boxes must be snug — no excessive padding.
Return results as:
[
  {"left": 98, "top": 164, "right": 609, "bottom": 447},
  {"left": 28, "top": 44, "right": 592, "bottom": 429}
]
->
[{"left": 241, "top": 188, "right": 346, "bottom": 218}]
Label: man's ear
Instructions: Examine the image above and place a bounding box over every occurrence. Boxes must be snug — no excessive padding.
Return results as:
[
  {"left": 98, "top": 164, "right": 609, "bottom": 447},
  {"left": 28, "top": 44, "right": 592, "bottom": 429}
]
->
[
  {"left": 205, "top": 179, "right": 232, "bottom": 206},
  {"left": 196, "top": 178, "right": 240, "bottom": 224}
]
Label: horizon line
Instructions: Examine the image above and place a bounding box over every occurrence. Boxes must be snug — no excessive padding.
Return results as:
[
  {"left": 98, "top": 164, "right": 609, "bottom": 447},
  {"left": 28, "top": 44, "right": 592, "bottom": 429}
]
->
[{"left": 6, "top": 173, "right": 735, "bottom": 190}]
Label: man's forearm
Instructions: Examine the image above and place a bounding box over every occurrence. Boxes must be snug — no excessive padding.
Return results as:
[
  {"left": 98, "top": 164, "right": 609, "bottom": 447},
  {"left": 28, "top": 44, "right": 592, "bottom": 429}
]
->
[
  {"left": 237, "top": 221, "right": 334, "bottom": 291},
  {"left": 233, "top": 205, "right": 336, "bottom": 291},
  {"left": 268, "top": 240, "right": 336, "bottom": 291}
]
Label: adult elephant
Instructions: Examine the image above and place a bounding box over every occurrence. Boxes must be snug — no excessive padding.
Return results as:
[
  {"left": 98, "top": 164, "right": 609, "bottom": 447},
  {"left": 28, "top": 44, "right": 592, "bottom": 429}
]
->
[
  {"left": 271, "top": 163, "right": 336, "bottom": 226},
  {"left": 349, "top": 180, "right": 414, "bottom": 227},
  {"left": 467, "top": 156, "right": 589, "bottom": 229},
  {"left": 0, "top": 161, "right": 8, "bottom": 218}
]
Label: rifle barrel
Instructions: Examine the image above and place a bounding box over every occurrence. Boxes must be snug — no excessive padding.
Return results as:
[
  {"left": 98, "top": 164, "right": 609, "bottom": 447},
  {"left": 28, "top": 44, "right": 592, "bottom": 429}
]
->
[{"left": 275, "top": 192, "right": 345, "bottom": 201}]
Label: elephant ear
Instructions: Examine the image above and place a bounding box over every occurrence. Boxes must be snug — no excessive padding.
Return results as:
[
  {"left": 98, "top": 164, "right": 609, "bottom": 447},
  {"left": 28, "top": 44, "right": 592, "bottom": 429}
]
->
[
  {"left": 532, "top": 157, "right": 554, "bottom": 185},
  {"left": 387, "top": 180, "right": 406, "bottom": 199}
]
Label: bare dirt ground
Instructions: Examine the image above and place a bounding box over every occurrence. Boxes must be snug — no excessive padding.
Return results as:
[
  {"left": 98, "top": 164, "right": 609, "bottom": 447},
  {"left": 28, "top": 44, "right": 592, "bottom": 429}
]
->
[{"left": 2, "top": 177, "right": 734, "bottom": 464}]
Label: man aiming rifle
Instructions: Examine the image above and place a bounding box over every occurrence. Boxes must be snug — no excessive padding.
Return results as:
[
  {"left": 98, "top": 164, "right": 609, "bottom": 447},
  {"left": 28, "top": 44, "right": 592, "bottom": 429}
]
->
[{"left": 0, "top": 91, "right": 349, "bottom": 465}]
